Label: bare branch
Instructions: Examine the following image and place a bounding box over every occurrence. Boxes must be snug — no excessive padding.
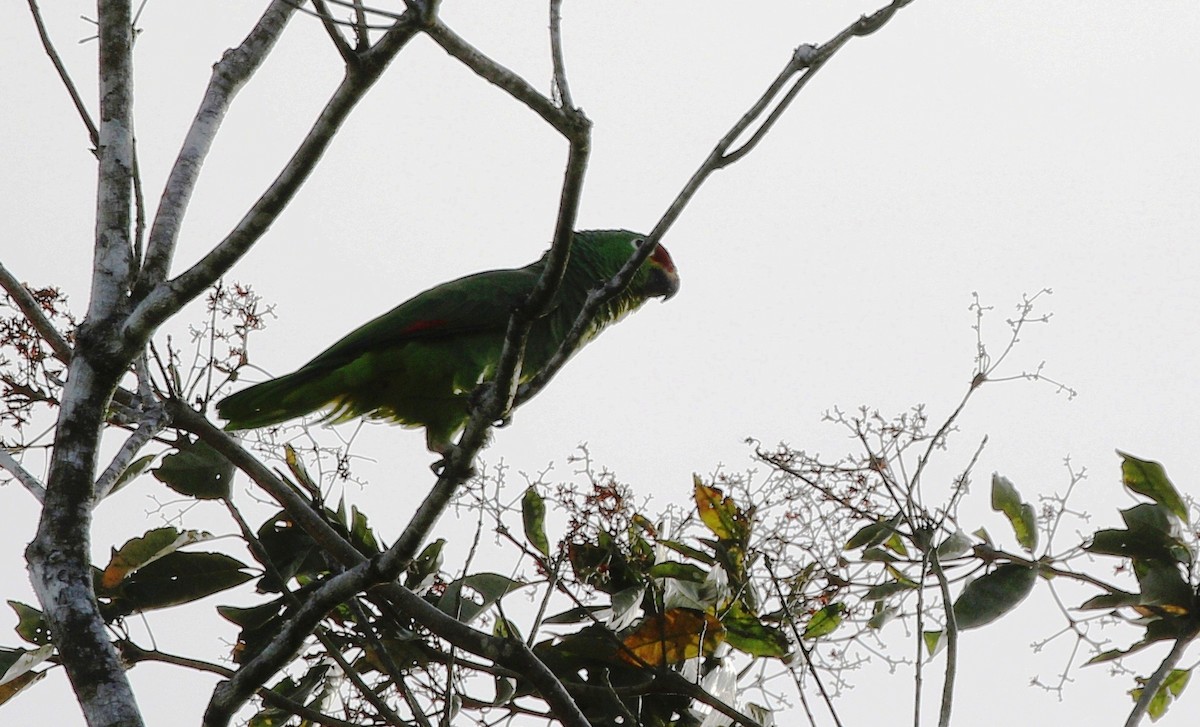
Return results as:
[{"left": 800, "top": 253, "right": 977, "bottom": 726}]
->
[
  {"left": 132, "top": 1, "right": 298, "bottom": 300},
  {"left": 651, "top": 0, "right": 915, "bottom": 246},
  {"left": 425, "top": 18, "right": 576, "bottom": 134},
  {"left": 0, "top": 448, "right": 46, "bottom": 503},
  {"left": 26, "top": 0, "right": 99, "bottom": 148},
  {"left": 516, "top": 0, "right": 918, "bottom": 409},
  {"left": 126, "top": 10, "right": 421, "bottom": 343}
]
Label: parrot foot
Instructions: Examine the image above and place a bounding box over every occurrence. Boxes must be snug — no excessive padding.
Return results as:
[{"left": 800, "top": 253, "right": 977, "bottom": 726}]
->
[{"left": 430, "top": 444, "right": 477, "bottom": 478}]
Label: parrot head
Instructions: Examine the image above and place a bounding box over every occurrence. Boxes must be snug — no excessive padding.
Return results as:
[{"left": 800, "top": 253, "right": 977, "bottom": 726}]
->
[{"left": 578, "top": 229, "right": 680, "bottom": 303}]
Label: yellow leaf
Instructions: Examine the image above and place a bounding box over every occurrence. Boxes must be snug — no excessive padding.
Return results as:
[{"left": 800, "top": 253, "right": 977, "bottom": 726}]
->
[
  {"left": 693, "top": 477, "right": 749, "bottom": 542},
  {"left": 619, "top": 608, "right": 725, "bottom": 667}
]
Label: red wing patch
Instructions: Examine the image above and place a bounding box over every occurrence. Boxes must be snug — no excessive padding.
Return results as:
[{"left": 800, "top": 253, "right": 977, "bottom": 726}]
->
[{"left": 400, "top": 319, "right": 449, "bottom": 335}]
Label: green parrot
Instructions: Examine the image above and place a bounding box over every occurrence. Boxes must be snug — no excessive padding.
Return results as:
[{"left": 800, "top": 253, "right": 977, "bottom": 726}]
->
[{"left": 217, "top": 229, "right": 679, "bottom": 454}]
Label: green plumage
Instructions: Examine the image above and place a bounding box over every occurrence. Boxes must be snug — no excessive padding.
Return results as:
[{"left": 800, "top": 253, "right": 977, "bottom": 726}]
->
[{"left": 217, "top": 230, "right": 679, "bottom": 453}]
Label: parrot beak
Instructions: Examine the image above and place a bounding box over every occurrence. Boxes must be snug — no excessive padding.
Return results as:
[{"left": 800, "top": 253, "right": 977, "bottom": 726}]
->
[{"left": 648, "top": 266, "right": 680, "bottom": 301}]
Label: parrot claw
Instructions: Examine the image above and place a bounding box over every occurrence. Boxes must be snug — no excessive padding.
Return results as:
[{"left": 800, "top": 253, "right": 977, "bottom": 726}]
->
[{"left": 430, "top": 443, "right": 476, "bottom": 478}]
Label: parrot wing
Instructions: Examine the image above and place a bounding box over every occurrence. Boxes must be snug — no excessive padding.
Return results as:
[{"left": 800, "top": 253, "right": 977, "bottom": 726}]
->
[{"left": 303, "top": 266, "right": 544, "bottom": 370}]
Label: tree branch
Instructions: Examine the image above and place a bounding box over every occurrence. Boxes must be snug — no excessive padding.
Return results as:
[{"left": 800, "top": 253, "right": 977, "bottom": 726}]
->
[
  {"left": 168, "top": 401, "right": 592, "bottom": 727},
  {"left": 92, "top": 404, "right": 169, "bottom": 503},
  {"left": 929, "top": 548, "right": 958, "bottom": 727},
  {"left": 0, "top": 448, "right": 45, "bottom": 503},
  {"left": 516, "top": 0, "right": 917, "bottom": 409},
  {"left": 24, "top": 2, "right": 146, "bottom": 724},
  {"left": 0, "top": 263, "right": 73, "bottom": 363},
  {"left": 120, "top": 642, "right": 362, "bottom": 727}
]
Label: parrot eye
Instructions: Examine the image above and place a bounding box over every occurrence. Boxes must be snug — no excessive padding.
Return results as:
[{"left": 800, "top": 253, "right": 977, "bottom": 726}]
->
[{"left": 632, "top": 237, "right": 646, "bottom": 249}]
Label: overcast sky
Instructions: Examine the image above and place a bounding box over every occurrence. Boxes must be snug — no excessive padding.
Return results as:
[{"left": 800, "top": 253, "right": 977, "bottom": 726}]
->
[{"left": 2, "top": 1, "right": 1199, "bottom": 724}]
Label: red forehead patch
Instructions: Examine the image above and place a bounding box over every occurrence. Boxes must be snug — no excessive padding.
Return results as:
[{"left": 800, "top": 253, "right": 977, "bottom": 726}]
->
[{"left": 650, "top": 243, "right": 675, "bottom": 271}]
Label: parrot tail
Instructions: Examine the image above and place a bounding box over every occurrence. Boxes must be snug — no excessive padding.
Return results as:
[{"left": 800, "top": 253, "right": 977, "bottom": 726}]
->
[{"left": 217, "top": 368, "right": 334, "bottom": 430}]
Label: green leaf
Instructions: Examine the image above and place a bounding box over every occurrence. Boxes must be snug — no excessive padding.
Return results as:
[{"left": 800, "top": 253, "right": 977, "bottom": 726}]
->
[
  {"left": 802, "top": 603, "right": 844, "bottom": 640},
  {"left": 249, "top": 664, "right": 331, "bottom": 727},
  {"left": 1119, "top": 452, "right": 1189, "bottom": 523},
  {"left": 152, "top": 437, "right": 233, "bottom": 500},
  {"left": 648, "top": 562, "right": 709, "bottom": 583},
  {"left": 952, "top": 563, "right": 1037, "bottom": 630},
  {"left": 1133, "top": 559, "right": 1193, "bottom": 614},
  {"left": 7, "top": 602, "right": 50, "bottom": 646},
  {"left": 864, "top": 580, "right": 916, "bottom": 601},
  {"left": 405, "top": 538, "right": 445, "bottom": 592},
  {"left": 991, "top": 474, "right": 1038, "bottom": 552},
  {"left": 1131, "top": 668, "right": 1191, "bottom": 722},
  {"left": 861, "top": 547, "right": 899, "bottom": 563},
  {"left": 1085, "top": 511, "right": 1191, "bottom": 567},
  {"left": 542, "top": 605, "right": 607, "bottom": 625},
  {"left": 868, "top": 603, "right": 899, "bottom": 630},
  {"left": 1086, "top": 619, "right": 1187, "bottom": 666},
  {"left": 883, "top": 531, "right": 910, "bottom": 557},
  {"left": 522, "top": 486, "right": 551, "bottom": 557},
  {"left": 493, "top": 675, "right": 516, "bottom": 706},
  {"left": 100, "top": 527, "right": 212, "bottom": 592},
  {"left": 217, "top": 600, "right": 285, "bottom": 630},
  {"left": 656, "top": 538, "right": 716, "bottom": 565},
  {"left": 1078, "top": 589, "right": 1143, "bottom": 610},
  {"left": 722, "top": 606, "right": 791, "bottom": 659},
  {"left": 438, "top": 573, "right": 524, "bottom": 624},
  {"left": 936, "top": 530, "right": 973, "bottom": 559},
  {"left": 493, "top": 616, "right": 522, "bottom": 641},
  {"left": 923, "top": 630, "right": 943, "bottom": 657},
  {"left": 972, "top": 527, "right": 994, "bottom": 548},
  {"left": 109, "top": 453, "right": 157, "bottom": 496},
  {"left": 845, "top": 513, "right": 901, "bottom": 551},
  {"left": 349, "top": 505, "right": 380, "bottom": 556},
  {"left": 109, "top": 552, "right": 253, "bottom": 615},
  {"left": 282, "top": 443, "right": 319, "bottom": 495}
]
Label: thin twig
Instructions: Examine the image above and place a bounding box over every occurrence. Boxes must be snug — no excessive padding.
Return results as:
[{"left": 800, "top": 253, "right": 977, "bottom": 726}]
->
[
  {"left": 310, "top": 0, "right": 359, "bottom": 66},
  {"left": 765, "top": 557, "right": 843, "bottom": 727},
  {"left": 928, "top": 549, "right": 957, "bottom": 727},
  {"left": 424, "top": 18, "right": 575, "bottom": 135},
  {"left": 548, "top": 0, "right": 574, "bottom": 110},
  {"left": 26, "top": 0, "right": 99, "bottom": 147}
]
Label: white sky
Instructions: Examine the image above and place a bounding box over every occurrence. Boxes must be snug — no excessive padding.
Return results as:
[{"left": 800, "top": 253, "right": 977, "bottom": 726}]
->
[{"left": 2, "top": 1, "right": 1199, "bottom": 724}]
